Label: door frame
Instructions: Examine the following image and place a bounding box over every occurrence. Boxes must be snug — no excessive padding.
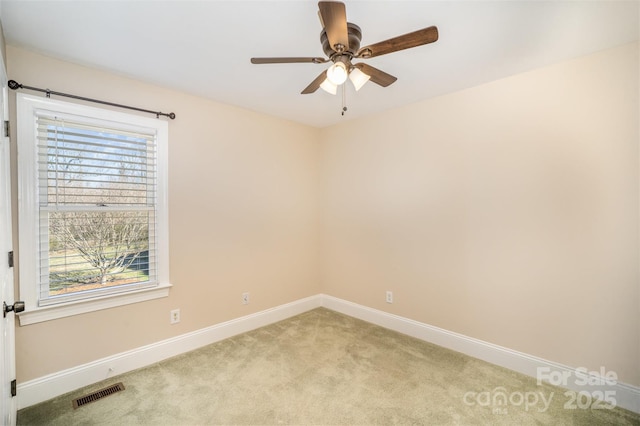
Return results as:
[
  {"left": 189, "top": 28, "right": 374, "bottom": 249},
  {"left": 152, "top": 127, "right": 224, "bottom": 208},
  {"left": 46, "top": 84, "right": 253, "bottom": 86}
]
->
[{"left": 0, "top": 48, "right": 17, "bottom": 425}]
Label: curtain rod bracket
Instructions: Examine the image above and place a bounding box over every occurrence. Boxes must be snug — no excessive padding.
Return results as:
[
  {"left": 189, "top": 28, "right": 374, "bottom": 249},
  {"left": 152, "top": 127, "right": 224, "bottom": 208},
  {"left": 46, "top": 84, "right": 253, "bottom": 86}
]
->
[{"left": 8, "top": 79, "right": 176, "bottom": 120}]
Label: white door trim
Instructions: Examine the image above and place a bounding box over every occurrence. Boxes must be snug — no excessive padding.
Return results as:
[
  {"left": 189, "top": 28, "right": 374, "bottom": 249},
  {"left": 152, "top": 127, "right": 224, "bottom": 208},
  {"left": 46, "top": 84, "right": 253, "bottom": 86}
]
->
[{"left": 0, "top": 50, "right": 17, "bottom": 425}]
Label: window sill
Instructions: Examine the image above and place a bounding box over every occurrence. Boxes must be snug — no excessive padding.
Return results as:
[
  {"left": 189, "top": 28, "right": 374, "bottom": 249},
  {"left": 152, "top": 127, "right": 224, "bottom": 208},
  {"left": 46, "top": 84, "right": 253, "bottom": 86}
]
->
[{"left": 17, "top": 283, "right": 172, "bottom": 326}]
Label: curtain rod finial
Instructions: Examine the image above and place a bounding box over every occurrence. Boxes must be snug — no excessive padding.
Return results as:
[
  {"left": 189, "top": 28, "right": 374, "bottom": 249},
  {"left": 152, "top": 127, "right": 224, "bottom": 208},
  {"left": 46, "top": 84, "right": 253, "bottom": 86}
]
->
[{"left": 8, "top": 80, "right": 21, "bottom": 90}]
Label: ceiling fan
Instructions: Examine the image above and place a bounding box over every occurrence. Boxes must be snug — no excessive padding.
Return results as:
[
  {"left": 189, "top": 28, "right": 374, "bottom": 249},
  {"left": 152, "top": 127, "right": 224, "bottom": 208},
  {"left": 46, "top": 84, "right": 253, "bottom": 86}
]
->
[{"left": 251, "top": 1, "right": 439, "bottom": 95}]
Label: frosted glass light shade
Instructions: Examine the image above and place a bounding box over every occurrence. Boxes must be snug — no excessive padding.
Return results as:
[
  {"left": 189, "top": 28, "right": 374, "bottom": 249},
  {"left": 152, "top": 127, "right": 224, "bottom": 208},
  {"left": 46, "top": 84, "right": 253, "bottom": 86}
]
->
[
  {"left": 349, "top": 67, "right": 370, "bottom": 91},
  {"left": 326, "top": 62, "right": 348, "bottom": 85},
  {"left": 320, "top": 79, "right": 337, "bottom": 95}
]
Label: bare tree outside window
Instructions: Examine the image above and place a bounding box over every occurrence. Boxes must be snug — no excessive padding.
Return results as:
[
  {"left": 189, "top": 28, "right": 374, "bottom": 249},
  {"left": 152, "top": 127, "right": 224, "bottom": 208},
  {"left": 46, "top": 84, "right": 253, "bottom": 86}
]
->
[{"left": 49, "top": 211, "right": 150, "bottom": 291}]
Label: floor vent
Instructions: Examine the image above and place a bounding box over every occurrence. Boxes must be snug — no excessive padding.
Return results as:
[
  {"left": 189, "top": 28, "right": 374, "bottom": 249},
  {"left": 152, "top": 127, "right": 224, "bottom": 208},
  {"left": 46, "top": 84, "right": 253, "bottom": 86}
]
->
[{"left": 72, "top": 382, "right": 125, "bottom": 409}]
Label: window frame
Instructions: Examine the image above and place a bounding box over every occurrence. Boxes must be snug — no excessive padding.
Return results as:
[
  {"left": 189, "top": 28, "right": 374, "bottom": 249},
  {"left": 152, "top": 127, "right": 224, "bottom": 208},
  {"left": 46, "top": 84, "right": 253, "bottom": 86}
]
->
[{"left": 16, "top": 94, "right": 171, "bottom": 325}]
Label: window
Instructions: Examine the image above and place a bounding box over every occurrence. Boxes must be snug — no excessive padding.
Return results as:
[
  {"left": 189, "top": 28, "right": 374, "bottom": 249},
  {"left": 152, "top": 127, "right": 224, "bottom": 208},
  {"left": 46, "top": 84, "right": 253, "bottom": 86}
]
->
[{"left": 17, "top": 94, "right": 170, "bottom": 324}]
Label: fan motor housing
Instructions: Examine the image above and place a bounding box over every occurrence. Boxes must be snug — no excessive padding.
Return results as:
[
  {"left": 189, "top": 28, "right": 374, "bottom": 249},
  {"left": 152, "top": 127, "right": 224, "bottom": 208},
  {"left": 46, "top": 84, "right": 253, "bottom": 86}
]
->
[{"left": 321, "top": 22, "right": 362, "bottom": 57}]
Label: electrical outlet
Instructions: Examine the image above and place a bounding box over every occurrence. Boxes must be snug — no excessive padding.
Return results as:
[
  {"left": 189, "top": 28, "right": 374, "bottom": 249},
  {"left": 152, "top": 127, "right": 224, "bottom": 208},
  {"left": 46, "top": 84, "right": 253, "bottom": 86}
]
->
[
  {"left": 386, "top": 291, "right": 393, "bottom": 304},
  {"left": 242, "top": 292, "right": 250, "bottom": 305},
  {"left": 170, "top": 309, "right": 180, "bottom": 324}
]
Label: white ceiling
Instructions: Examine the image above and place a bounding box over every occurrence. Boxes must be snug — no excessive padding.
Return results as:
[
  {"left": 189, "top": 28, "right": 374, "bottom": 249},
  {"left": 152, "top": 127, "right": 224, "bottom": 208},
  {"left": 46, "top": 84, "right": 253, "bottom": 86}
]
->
[{"left": 1, "top": 1, "right": 638, "bottom": 128}]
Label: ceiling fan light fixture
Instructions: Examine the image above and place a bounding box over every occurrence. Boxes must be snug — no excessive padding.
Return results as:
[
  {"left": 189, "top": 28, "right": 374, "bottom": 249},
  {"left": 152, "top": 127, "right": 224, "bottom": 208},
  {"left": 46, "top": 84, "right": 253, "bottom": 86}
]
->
[
  {"left": 349, "top": 67, "right": 370, "bottom": 91},
  {"left": 251, "top": 2, "right": 439, "bottom": 96},
  {"left": 320, "top": 78, "right": 338, "bottom": 95},
  {"left": 326, "top": 62, "right": 348, "bottom": 85}
]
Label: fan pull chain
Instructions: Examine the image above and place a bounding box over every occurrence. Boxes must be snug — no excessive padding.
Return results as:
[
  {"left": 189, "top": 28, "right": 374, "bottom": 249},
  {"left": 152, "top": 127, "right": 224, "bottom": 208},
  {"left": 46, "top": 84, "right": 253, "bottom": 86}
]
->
[{"left": 341, "top": 84, "right": 347, "bottom": 116}]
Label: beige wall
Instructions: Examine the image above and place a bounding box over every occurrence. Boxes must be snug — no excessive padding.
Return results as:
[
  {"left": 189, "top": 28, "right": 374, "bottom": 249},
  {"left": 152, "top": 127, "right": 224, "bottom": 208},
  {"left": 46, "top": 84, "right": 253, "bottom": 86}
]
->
[
  {"left": 7, "top": 46, "right": 322, "bottom": 381},
  {"left": 7, "top": 42, "right": 639, "bottom": 388},
  {"left": 321, "top": 43, "right": 639, "bottom": 386}
]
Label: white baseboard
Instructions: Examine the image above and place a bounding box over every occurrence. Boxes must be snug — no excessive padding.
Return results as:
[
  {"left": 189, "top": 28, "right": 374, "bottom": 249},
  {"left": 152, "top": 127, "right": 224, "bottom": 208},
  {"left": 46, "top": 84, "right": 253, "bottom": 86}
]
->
[
  {"left": 321, "top": 295, "right": 640, "bottom": 415},
  {"left": 16, "top": 294, "right": 322, "bottom": 410},
  {"left": 18, "top": 293, "right": 640, "bottom": 415}
]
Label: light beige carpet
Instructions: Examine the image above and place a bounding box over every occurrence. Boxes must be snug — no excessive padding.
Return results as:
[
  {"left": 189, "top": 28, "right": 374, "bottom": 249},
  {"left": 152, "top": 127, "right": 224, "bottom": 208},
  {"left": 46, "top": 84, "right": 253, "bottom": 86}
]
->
[{"left": 17, "top": 308, "right": 640, "bottom": 425}]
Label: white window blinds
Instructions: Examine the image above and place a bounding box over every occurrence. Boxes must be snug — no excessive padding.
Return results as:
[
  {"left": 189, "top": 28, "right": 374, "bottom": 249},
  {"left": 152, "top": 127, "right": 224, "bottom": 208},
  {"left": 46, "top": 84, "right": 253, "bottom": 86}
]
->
[{"left": 36, "top": 114, "right": 159, "bottom": 305}]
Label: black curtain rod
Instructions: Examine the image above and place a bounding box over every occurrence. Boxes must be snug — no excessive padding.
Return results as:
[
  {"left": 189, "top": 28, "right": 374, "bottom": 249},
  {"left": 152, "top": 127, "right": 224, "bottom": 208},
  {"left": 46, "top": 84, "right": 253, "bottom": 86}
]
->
[{"left": 8, "top": 79, "right": 176, "bottom": 120}]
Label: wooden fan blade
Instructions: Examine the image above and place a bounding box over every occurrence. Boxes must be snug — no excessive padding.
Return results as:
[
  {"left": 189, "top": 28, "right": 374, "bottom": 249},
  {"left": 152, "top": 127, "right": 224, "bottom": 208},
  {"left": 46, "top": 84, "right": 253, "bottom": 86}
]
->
[
  {"left": 251, "top": 57, "right": 327, "bottom": 64},
  {"left": 357, "top": 26, "right": 438, "bottom": 58},
  {"left": 354, "top": 63, "right": 397, "bottom": 87},
  {"left": 301, "top": 70, "right": 328, "bottom": 94},
  {"left": 318, "top": 1, "right": 349, "bottom": 52}
]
